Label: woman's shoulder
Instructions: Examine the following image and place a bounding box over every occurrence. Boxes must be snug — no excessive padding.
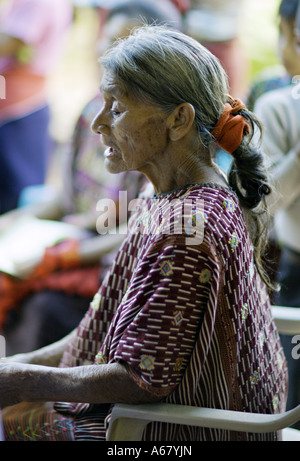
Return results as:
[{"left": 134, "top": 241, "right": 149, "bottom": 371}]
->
[
  {"left": 177, "top": 182, "right": 241, "bottom": 213},
  {"left": 127, "top": 182, "right": 244, "bottom": 243},
  {"left": 147, "top": 182, "right": 243, "bottom": 228},
  {"left": 185, "top": 183, "right": 243, "bottom": 230},
  {"left": 154, "top": 183, "right": 244, "bottom": 243}
]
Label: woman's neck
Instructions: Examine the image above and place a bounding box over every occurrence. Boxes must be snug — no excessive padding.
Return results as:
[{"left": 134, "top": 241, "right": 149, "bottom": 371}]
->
[{"left": 141, "top": 145, "right": 228, "bottom": 196}]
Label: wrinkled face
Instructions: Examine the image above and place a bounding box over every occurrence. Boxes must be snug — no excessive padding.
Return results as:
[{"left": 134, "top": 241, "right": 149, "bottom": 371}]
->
[
  {"left": 91, "top": 71, "right": 169, "bottom": 175},
  {"left": 278, "top": 17, "right": 300, "bottom": 75}
]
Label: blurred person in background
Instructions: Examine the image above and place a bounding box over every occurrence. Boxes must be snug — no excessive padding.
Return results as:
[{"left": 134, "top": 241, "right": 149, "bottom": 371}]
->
[
  {"left": 253, "top": 0, "right": 300, "bottom": 429},
  {"left": 183, "top": 0, "right": 248, "bottom": 98},
  {"left": 247, "top": 0, "right": 300, "bottom": 110},
  {"left": 182, "top": 0, "right": 248, "bottom": 176},
  {"left": 0, "top": 0, "right": 182, "bottom": 356},
  {"left": 0, "top": 0, "right": 73, "bottom": 214},
  {"left": 95, "top": 0, "right": 184, "bottom": 45},
  {"left": 0, "top": 23, "right": 287, "bottom": 443}
]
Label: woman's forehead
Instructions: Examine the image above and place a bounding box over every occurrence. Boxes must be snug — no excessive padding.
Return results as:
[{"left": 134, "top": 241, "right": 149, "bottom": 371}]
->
[{"left": 100, "top": 72, "right": 125, "bottom": 98}]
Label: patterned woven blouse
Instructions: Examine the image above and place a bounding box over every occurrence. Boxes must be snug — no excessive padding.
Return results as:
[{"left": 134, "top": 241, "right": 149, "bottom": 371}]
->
[{"left": 56, "top": 183, "right": 288, "bottom": 441}]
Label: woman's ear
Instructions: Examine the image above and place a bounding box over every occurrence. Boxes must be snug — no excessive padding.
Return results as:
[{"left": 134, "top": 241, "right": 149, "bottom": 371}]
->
[{"left": 167, "top": 103, "right": 195, "bottom": 141}]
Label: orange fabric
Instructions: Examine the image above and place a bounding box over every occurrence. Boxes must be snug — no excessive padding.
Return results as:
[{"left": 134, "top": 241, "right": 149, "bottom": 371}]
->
[
  {"left": 0, "top": 65, "right": 46, "bottom": 121},
  {"left": 211, "top": 97, "right": 250, "bottom": 154},
  {"left": 0, "top": 274, "right": 29, "bottom": 329},
  {"left": 32, "top": 239, "right": 81, "bottom": 278},
  {"left": 0, "top": 240, "right": 101, "bottom": 329}
]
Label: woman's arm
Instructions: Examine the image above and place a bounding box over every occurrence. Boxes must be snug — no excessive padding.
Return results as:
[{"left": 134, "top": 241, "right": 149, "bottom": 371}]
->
[
  {"left": 0, "top": 361, "right": 160, "bottom": 408},
  {"left": 0, "top": 326, "right": 160, "bottom": 408},
  {"left": 79, "top": 223, "right": 127, "bottom": 265},
  {"left": 0, "top": 192, "right": 64, "bottom": 233},
  {"left": 2, "top": 329, "right": 76, "bottom": 368}
]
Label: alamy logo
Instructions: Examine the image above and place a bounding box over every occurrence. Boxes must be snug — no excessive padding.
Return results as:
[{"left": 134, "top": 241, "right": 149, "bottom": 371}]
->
[
  {"left": 292, "top": 335, "right": 300, "bottom": 360},
  {"left": 95, "top": 192, "right": 205, "bottom": 246},
  {"left": 0, "top": 75, "right": 6, "bottom": 99},
  {"left": 291, "top": 75, "right": 300, "bottom": 100}
]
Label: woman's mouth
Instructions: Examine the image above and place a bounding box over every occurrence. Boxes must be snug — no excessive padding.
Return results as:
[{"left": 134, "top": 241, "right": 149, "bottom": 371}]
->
[{"left": 104, "top": 146, "right": 119, "bottom": 158}]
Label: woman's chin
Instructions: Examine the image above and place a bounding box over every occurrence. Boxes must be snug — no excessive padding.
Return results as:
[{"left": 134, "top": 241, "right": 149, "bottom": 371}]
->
[{"left": 104, "top": 156, "right": 126, "bottom": 174}]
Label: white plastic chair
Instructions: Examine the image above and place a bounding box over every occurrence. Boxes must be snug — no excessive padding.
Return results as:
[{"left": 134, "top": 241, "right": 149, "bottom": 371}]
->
[
  {"left": 107, "top": 305, "right": 300, "bottom": 441},
  {"left": 271, "top": 305, "right": 300, "bottom": 335},
  {"left": 0, "top": 410, "right": 4, "bottom": 442}
]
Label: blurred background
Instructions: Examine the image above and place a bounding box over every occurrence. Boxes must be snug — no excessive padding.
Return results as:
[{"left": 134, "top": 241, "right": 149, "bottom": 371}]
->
[
  {"left": 47, "top": 0, "right": 281, "bottom": 140},
  {"left": 0, "top": 0, "right": 291, "bottom": 357},
  {"left": 44, "top": 0, "right": 282, "bottom": 183}
]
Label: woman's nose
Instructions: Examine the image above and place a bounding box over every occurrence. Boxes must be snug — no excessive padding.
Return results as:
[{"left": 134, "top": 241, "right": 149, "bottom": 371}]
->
[{"left": 91, "top": 110, "right": 110, "bottom": 135}]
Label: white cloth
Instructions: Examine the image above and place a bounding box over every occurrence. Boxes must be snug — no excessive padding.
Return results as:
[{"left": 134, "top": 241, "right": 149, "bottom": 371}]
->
[
  {"left": 254, "top": 84, "right": 300, "bottom": 252},
  {"left": 184, "top": 0, "right": 245, "bottom": 41}
]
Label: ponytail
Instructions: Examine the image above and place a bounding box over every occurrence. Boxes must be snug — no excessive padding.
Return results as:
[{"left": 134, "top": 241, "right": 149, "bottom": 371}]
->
[
  {"left": 212, "top": 101, "right": 277, "bottom": 293},
  {"left": 228, "top": 110, "right": 271, "bottom": 210}
]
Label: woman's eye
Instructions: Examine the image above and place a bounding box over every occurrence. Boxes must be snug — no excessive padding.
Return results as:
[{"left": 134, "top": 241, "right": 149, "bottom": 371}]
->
[{"left": 110, "top": 104, "right": 122, "bottom": 116}]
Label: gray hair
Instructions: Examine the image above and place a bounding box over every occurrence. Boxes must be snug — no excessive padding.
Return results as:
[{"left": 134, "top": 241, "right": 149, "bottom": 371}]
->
[
  {"left": 100, "top": 25, "right": 276, "bottom": 293},
  {"left": 100, "top": 25, "right": 229, "bottom": 148}
]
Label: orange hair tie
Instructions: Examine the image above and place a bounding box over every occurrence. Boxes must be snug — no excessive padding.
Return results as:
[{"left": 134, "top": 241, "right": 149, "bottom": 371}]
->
[{"left": 211, "top": 97, "right": 250, "bottom": 154}]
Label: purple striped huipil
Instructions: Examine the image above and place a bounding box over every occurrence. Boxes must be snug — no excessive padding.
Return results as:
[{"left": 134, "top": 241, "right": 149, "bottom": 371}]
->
[{"left": 56, "top": 183, "right": 288, "bottom": 441}]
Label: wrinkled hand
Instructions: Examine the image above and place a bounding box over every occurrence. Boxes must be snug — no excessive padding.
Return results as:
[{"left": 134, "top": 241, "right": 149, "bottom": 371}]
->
[{"left": 0, "top": 361, "right": 27, "bottom": 408}]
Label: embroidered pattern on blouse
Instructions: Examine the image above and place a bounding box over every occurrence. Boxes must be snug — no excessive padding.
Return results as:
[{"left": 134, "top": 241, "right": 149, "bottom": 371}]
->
[
  {"left": 91, "top": 293, "right": 101, "bottom": 311},
  {"left": 249, "top": 369, "right": 260, "bottom": 387},
  {"left": 173, "top": 357, "right": 184, "bottom": 372},
  {"left": 172, "top": 310, "right": 184, "bottom": 327},
  {"left": 95, "top": 352, "right": 107, "bottom": 365},
  {"left": 140, "top": 354, "right": 155, "bottom": 372},
  {"left": 159, "top": 260, "right": 174, "bottom": 277},
  {"left": 223, "top": 198, "right": 236, "bottom": 213},
  {"left": 199, "top": 268, "right": 212, "bottom": 283},
  {"left": 272, "top": 395, "right": 279, "bottom": 412},
  {"left": 228, "top": 231, "right": 239, "bottom": 251},
  {"left": 241, "top": 304, "right": 249, "bottom": 321}
]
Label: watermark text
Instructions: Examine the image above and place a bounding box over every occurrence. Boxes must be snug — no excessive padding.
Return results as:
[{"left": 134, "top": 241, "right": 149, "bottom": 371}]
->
[
  {"left": 0, "top": 75, "right": 6, "bottom": 99},
  {"left": 292, "top": 335, "right": 300, "bottom": 360},
  {"left": 0, "top": 335, "right": 6, "bottom": 358},
  {"left": 95, "top": 192, "right": 205, "bottom": 246}
]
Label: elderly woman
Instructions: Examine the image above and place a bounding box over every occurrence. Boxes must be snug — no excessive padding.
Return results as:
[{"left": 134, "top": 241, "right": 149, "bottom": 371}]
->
[{"left": 0, "top": 25, "right": 287, "bottom": 441}]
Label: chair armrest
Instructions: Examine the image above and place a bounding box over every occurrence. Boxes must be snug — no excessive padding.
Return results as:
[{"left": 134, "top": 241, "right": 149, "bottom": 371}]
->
[
  {"left": 0, "top": 410, "right": 4, "bottom": 441},
  {"left": 272, "top": 305, "right": 300, "bottom": 335},
  {"left": 107, "top": 402, "right": 300, "bottom": 441},
  {"left": 107, "top": 305, "right": 300, "bottom": 441}
]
